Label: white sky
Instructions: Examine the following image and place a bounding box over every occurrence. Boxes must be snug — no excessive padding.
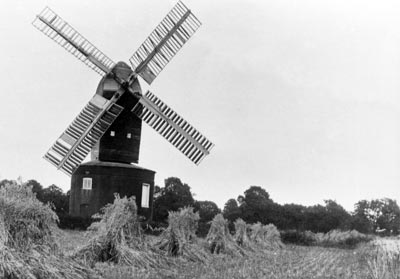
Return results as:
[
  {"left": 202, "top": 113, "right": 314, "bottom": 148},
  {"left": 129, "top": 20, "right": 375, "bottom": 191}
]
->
[{"left": 1, "top": 0, "right": 400, "bottom": 211}]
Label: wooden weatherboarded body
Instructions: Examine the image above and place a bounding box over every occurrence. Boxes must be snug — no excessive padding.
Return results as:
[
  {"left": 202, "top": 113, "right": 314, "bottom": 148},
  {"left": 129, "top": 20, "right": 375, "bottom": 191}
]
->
[
  {"left": 70, "top": 162, "right": 155, "bottom": 219},
  {"left": 91, "top": 62, "right": 143, "bottom": 164},
  {"left": 34, "top": 2, "right": 214, "bottom": 219},
  {"left": 69, "top": 62, "right": 153, "bottom": 218}
]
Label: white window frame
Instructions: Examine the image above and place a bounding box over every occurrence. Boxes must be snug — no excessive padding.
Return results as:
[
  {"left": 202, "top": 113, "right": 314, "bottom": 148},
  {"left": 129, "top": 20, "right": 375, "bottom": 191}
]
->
[
  {"left": 82, "top": 177, "right": 92, "bottom": 190},
  {"left": 141, "top": 183, "right": 150, "bottom": 208}
]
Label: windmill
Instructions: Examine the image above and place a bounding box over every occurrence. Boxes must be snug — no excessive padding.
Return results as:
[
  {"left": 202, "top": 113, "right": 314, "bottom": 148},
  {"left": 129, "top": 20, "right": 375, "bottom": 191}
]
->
[{"left": 33, "top": 2, "right": 214, "bottom": 219}]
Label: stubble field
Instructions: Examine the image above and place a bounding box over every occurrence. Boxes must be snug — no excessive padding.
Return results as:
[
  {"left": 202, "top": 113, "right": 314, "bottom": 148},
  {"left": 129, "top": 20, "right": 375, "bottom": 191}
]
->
[
  {"left": 2, "top": 185, "right": 398, "bottom": 279},
  {"left": 59, "top": 230, "right": 400, "bottom": 279}
]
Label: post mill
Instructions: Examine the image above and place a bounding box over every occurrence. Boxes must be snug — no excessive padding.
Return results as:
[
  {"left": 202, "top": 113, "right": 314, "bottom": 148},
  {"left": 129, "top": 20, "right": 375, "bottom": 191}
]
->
[{"left": 33, "top": 2, "right": 214, "bottom": 219}]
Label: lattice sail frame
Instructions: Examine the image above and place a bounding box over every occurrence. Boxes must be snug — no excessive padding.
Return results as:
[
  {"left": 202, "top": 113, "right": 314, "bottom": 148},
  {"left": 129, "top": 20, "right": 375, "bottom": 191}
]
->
[
  {"left": 44, "top": 94, "right": 124, "bottom": 175},
  {"left": 129, "top": 1, "right": 201, "bottom": 84},
  {"left": 132, "top": 91, "right": 214, "bottom": 165},
  {"left": 32, "top": 7, "right": 115, "bottom": 76},
  {"left": 35, "top": 2, "right": 214, "bottom": 170}
]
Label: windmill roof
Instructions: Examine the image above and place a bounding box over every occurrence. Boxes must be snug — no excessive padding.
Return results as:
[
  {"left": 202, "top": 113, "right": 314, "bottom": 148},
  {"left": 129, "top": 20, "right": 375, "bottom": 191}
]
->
[{"left": 80, "top": 160, "right": 155, "bottom": 173}]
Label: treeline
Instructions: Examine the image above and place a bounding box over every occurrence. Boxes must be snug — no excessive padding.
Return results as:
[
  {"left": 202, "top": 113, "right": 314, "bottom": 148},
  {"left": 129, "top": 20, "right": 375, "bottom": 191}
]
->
[
  {"left": 153, "top": 179, "right": 400, "bottom": 236},
  {"left": 0, "top": 179, "right": 72, "bottom": 228},
  {"left": 0, "top": 179, "right": 69, "bottom": 215},
  {"left": 1, "top": 177, "right": 399, "bottom": 235},
  {"left": 222, "top": 186, "right": 400, "bottom": 235}
]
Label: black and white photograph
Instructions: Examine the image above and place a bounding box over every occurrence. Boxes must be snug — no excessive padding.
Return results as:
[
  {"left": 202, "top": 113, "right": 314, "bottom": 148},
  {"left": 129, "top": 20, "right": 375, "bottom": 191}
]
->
[{"left": 0, "top": 0, "right": 400, "bottom": 278}]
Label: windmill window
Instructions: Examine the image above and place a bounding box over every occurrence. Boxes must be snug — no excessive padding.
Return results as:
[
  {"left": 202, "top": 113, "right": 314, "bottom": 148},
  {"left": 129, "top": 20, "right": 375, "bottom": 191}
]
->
[
  {"left": 110, "top": 131, "right": 115, "bottom": 137},
  {"left": 82, "top": 178, "right": 92, "bottom": 190},
  {"left": 127, "top": 133, "right": 132, "bottom": 139},
  {"left": 141, "top": 183, "right": 150, "bottom": 208}
]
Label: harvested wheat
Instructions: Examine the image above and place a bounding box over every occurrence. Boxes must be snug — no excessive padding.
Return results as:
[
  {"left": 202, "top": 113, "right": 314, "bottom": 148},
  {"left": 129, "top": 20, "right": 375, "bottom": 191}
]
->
[
  {"left": 0, "top": 182, "right": 59, "bottom": 250},
  {"left": 156, "top": 207, "right": 209, "bottom": 263},
  {"left": 206, "top": 214, "right": 246, "bottom": 256},
  {"left": 0, "top": 182, "right": 93, "bottom": 279},
  {"left": 249, "top": 222, "right": 264, "bottom": 243},
  {"left": 315, "top": 229, "right": 372, "bottom": 247},
  {"left": 249, "top": 222, "right": 284, "bottom": 250},
  {"left": 75, "top": 194, "right": 165, "bottom": 268},
  {"left": 264, "top": 223, "right": 284, "bottom": 249},
  {"left": 233, "top": 218, "right": 253, "bottom": 250}
]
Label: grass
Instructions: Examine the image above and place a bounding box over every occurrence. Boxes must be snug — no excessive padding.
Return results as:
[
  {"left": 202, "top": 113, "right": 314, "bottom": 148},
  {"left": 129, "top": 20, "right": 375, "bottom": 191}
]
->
[
  {"left": 56, "top": 230, "right": 399, "bottom": 279},
  {"left": 56, "top": 229, "right": 91, "bottom": 256}
]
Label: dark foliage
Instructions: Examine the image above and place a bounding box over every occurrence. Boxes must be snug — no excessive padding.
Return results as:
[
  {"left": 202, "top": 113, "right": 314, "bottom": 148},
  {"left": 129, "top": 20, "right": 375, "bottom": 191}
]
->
[
  {"left": 2, "top": 178, "right": 400, "bottom": 237},
  {"left": 1, "top": 179, "right": 73, "bottom": 228},
  {"left": 194, "top": 200, "right": 220, "bottom": 222},
  {"left": 223, "top": 185, "right": 400, "bottom": 236},
  {"left": 352, "top": 198, "right": 400, "bottom": 234},
  {"left": 239, "top": 186, "right": 274, "bottom": 224},
  {"left": 223, "top": 199, "right": 241, "bottom": 222},
  {"left": 194, "top": 200, "right": 221, "bottom": 237},
  {"left": 153, "top": 177, "right": 195, "bottom": 222},
  {"left": 24, "top": 180, "right": 70, "bottom": 215},
  {"left": 280, "top": 230, "right": 315, "bottom": 246},
  {"left": 58, "top": 214, "right": 93, "bottom": 230}
]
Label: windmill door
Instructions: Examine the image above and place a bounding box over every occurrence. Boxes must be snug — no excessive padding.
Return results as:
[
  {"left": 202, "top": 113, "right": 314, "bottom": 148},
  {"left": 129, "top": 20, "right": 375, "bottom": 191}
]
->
[{"left": 80, "top": 178, "right": 93, "bottom": 217}]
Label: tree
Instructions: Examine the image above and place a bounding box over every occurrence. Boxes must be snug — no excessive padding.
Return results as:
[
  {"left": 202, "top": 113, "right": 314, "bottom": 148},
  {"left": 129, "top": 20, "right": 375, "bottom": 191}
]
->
[
  {"left": 0, "top": 179, "right": 16, "bottom": 188},
  {"left": 25, "top": 179, "right": 44, "bottom": 200},
  {"left": 324, "top": 199, "right": 351, "bottom": 230},
  {"left": 153, "top": 177, "right": 195, "bottom": 222},
  {"left": 239, "top": 186, "right": 274, "bottom": 224},
  {"left": 352, "top": 200, "right": 373, "bottom": 233},
  {"left": 41, "top": 184, "right": 69, "bottom": 215},
  {"left": 194, "top": 200, "right": 220, "bottom": 236},
  {"left": 243, "top": 186, "right": 270, "bottom": 204},
  {"left": 223, "top": 198, "right": 241, "bottom": 222},
  {"left": 280, "top": 203, "right": 307, "bottom": 230},
  {"left": 370, "top": 198, "right": 400, "bottom": 234},
  {"left": 194, "top": 200, "right": 220, "bottom": 223},
  {"left": 153, "top": 185, "right": 162, "bottom": 199},
  {"left": 303, "top": 204, "right": 329, "bottom": 232},
  {"left": 352, "top": 198, "right": 400, "bottom": 235}
]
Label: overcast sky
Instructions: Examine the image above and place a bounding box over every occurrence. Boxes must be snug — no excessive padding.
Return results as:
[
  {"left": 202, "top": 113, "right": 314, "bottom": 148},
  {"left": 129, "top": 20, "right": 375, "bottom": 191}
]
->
[{"left": 1, "top": 0, "right": 400, "bottom": 211}]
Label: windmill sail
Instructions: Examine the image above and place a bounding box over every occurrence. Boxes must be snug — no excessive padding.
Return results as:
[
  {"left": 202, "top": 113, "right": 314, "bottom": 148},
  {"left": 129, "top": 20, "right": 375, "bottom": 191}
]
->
[
  {"left": 33, "top": 7, "right": 115, "bottom": 76},
  {"left": 44, "top": 94, "right": 124, "bottom": 175},
  {"left": 132, "top": 91, "right": 214, "bottom": 165},
  {"left": 129, "top": 1, "right": 201, "bottom": 84}
]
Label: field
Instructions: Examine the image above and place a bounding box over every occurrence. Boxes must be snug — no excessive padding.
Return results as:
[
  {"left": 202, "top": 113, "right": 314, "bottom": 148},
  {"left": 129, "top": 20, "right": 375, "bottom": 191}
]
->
[
  {"left": 57, "top": 230, "right": 399, "bottom": 279},
  {"left": 1, "top": 185, "right": 399, "bottom": 279}
]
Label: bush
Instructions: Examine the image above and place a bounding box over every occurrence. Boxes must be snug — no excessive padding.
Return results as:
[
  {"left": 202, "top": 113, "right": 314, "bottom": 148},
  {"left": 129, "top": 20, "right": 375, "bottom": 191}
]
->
[
  {"left": 319, "top": 229, "right": 373, "bottom": 248},
  {"left": 280, "top": 230, "right": 316, "bottom": 246},
  {"left": 197, "top": 221, "right": 211, "bottom": 238},
  {"left": 280, "top": 229, "right": 373, "bottom": 248},
  {"left": 58, "top": 214, "right": 93, "bottom": 230}
]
